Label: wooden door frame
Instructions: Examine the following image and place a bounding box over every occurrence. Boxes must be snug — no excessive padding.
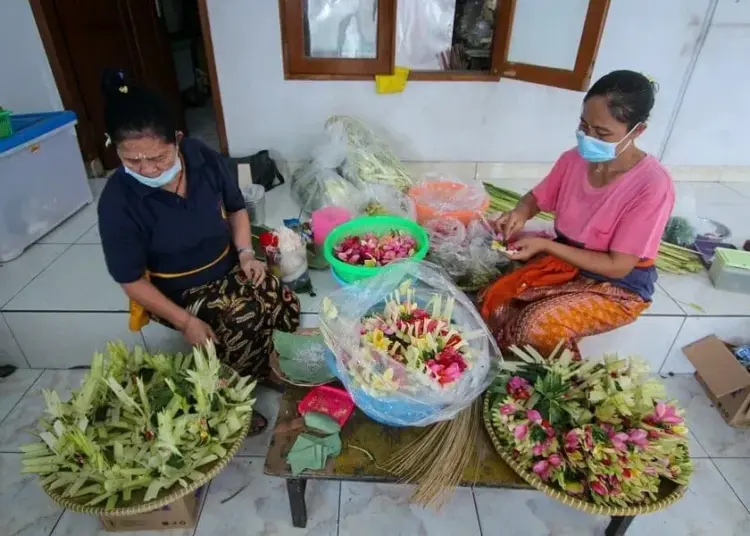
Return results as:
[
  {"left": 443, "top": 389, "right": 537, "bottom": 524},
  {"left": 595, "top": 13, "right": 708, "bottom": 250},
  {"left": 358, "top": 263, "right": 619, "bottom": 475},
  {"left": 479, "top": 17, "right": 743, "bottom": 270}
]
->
[{"left": 29, "top": 0, "right": 230, "bottom": 157}]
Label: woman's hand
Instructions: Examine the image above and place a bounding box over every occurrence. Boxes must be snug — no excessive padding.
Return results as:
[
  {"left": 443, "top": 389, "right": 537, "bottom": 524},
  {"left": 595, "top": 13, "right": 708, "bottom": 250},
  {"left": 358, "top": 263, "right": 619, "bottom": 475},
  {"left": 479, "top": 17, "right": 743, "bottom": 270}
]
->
[
  {"left": 181, "top": 315, "right": 217, "bottom": 346},
  {"left": 495, "top": 208, "right": 529, "bottom": 240},
  {"left": 508, "top": 237, "right": 552, "bottom": 261},
  {"left": 239, "top": 250, "right": 267, "bottom": 286}
]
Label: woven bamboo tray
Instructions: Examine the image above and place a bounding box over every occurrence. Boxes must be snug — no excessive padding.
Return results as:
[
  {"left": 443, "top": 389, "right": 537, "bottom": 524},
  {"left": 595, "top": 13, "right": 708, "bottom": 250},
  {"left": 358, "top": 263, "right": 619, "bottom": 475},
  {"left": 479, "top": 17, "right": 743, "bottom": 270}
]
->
[
  {"left": 40, "top": 366, "right": 252, "bottom": 518},
  {"left": 482, "top": 392, "right": 687, "bottom": 516}
]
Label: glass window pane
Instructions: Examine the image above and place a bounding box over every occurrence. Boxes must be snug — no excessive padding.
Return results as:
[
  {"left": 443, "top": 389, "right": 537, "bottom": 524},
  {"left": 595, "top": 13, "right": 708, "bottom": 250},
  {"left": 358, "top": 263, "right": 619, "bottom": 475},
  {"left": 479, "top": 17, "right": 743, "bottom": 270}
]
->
[
  {"left": 507, "top": 0, "right": 589, "bottom": 70},
  {"left": 305, "top": 0, "right": 378, "bottom": 59},
  {"left": 396, "top": 0, "right": 497, "bottom": 72}
]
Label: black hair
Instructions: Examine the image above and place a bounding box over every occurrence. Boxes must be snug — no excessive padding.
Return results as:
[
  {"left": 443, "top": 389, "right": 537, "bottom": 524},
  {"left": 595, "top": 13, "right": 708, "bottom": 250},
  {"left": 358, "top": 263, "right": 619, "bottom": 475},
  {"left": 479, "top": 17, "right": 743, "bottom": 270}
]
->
[
  {"left": 101, "top": 69, "right": 177, "bottom": 145},
  {"left": 584, "top": 70, "right": 658, "bottom": 130}
]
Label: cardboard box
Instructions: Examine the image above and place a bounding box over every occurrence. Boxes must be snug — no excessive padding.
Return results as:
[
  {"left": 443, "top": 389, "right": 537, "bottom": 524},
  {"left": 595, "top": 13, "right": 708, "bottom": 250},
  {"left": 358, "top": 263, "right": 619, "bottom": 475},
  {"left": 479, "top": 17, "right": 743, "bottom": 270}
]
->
[
  {"left": 100, "top": 487, "right": 203, "bottom": 532},
  {"left": 683, "top": 335, "right": 750, "bottom": 427}
]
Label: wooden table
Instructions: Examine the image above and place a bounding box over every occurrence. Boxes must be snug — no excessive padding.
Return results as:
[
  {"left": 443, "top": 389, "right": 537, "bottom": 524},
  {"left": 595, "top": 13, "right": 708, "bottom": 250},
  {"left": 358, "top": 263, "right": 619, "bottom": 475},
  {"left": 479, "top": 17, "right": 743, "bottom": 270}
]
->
[{"left": 264, "top": 387, "right": 635, "bottom": 536}]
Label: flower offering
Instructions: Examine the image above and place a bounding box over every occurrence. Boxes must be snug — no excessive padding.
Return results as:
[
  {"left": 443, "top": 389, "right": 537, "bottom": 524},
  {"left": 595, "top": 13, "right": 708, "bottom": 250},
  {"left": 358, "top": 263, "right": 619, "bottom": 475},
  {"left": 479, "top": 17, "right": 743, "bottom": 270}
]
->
[
  {"left": 320, "top": 261, "right": 500, "bottom": 427},
  {"left": 489, "top": 345, "right": 692, "bottom": 508},
  {"left": 334, "top": 231, "right": 417, "bottom": 267},
  {"left": 359, "top": 283, "right": 472, "bottom": 388}
]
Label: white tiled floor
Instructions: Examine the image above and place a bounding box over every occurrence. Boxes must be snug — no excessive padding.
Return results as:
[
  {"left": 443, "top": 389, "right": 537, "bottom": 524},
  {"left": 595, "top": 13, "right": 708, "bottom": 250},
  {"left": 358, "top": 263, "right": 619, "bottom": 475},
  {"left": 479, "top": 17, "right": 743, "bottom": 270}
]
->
[{"left": 2, "top": 176, "right": 750, "bottom": 534}]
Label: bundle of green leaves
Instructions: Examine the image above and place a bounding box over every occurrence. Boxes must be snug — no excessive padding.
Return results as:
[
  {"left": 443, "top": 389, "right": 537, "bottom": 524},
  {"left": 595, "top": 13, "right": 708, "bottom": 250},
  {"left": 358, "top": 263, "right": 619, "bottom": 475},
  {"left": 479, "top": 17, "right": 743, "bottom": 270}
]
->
[
  {"left": 21, "top": 341, "right": 255, "bottom": 511},
  {"left": 488, "top": 344, "right": 692, "bottom": 508}
]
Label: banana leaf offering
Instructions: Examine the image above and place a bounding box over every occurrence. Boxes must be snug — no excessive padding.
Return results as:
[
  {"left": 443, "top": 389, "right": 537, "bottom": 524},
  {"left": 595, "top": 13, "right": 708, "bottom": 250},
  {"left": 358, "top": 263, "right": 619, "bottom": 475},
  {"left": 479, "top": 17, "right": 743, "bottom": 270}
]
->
[{"left": 21, "top": 341, "right": 255, "bottom": 512}]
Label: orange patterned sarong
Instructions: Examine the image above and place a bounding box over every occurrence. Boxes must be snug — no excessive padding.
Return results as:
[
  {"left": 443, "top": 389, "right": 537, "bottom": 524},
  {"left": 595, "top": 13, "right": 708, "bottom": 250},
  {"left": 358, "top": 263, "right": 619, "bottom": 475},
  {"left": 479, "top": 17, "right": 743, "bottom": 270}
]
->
[{"left": 480, "top": 255, "right": 649, "bottom": 358}]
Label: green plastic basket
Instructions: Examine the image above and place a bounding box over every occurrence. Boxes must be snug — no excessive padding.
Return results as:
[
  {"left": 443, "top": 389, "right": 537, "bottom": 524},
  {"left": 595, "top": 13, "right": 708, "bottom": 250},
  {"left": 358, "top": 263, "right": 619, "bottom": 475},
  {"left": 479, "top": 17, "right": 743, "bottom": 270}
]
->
[
  {"left": 323, "top": 215, "right": 429, "bottom": 283},
  {"left": 0, "top": 110, "right": 12, "bottom": 139}
]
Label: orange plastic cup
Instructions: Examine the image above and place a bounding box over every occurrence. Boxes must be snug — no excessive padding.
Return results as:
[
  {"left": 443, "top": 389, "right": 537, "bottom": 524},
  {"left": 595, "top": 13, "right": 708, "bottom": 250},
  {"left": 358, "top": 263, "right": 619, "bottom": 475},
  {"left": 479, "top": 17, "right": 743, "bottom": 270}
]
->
[{"left": 408, "top": 181, "right": 489, "bottom": 226}]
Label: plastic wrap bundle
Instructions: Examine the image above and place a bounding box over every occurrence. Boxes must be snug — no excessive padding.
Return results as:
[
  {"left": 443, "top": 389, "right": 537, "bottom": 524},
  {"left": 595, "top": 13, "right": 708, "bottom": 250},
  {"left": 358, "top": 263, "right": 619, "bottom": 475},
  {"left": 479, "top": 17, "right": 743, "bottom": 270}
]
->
[
  {"left": 320, "top": 261, "right": 501, "bottom": 426},
  {"left": 425, "top": 217, "right": 510, "bottom": 290},
  {"left": 291, "top": 122, "right": 367, "bottom": 214},
  {"left": 325, "top": 116, "right": 414, "bottom": 192}
]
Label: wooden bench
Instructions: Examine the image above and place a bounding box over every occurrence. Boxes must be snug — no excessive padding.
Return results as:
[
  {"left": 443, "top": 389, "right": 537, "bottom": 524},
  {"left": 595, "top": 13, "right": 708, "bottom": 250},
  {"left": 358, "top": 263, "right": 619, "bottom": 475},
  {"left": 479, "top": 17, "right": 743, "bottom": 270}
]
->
[{"left": 264, "top": 387, "right": 635, "bottom": 535}]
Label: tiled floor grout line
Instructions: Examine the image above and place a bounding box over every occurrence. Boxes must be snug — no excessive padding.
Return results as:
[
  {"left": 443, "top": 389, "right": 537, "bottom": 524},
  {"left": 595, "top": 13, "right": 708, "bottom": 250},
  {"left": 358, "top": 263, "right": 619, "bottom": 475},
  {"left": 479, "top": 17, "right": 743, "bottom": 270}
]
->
[
  {"left": 190, "top": 478, "right": 215, "bottom": 536},
  {"left": 709, "top": 457, "right": 750, "bottom": 516},
  {"left": 656, "top": 315, "right": 686, "bottom": 373},
  {"left": 0, "top": 369, "right": 44, "bottom": 430},
  {"left": 336, "top": 481, "right": 342, "bottom": 536},
  {"left": 46, "top": 509, "right": 66, "bottom": 536},
  {"left": 471, "top": 489, "right": 484, "bottom": 536},
  {"left": 1, "top": 312, "right": 31, "bottom": 367},
  {"left": 0, "top": 242, "right": 75, "bottom": 310}
]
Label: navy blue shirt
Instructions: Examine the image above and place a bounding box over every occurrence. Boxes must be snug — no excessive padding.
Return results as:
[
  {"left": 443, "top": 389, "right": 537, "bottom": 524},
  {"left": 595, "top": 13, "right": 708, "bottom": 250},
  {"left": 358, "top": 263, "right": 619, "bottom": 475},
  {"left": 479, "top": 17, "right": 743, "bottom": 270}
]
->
[{"left": 98, "top": 138, "right": 244, "bottom": 301}]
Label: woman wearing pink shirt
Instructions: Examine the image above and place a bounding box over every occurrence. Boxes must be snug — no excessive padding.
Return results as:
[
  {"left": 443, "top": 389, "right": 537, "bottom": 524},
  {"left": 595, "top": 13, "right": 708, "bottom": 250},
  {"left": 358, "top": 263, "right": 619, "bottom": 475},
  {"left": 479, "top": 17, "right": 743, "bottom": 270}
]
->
[{"left": 480, "top": 70, "right": 674, "bottom": 358}]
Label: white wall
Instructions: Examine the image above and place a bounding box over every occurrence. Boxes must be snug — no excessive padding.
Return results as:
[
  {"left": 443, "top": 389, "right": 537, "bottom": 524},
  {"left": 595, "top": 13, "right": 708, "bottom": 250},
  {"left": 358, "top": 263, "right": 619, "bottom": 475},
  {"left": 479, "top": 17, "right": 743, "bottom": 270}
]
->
[
  {"left": 0, "top": 0, "right": 62, "bottom": 113},
  {"left": 661, "top": 0, "right": 750, "bottom": 166},
  {"left": 207, "top": 0, "right": 714, "bottom": 163}
]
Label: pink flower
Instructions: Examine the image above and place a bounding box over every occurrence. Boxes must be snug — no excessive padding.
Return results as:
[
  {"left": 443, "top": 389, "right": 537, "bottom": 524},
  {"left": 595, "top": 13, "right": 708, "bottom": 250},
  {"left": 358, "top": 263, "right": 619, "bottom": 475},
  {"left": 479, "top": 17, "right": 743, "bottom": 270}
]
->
[
  {"left": 650, "top": 402, "right": 683, "bottom": 426},
  {"left": 610, "top": 432, "right": 630, "bottom": 452},
  {"left": 499, "top": 403, "right": 516, "bottom": 416},
  {"left": 513, "top": 423, "right": 528, "bottom": 441},
  {"left": 526, "top": 409, "right": 542, "bottom": 424},
  {"left": 532, "top": 443, "right": 545, "bottom": 456},
  {"left": 548, "top": 453, "right": 563, "bottom": 467},
  {"left": 564, "top": 430, "right": 580, "bottom": 451},
  {"left": 532, "top": 460, "right": 552, "bottom": 480},
  {"left": 627, "top": 428, "right": 649, "bottom": 449},
  {"left": 590, "top": 480, "right": 609, "bottom": 496},
  {"left": 507, "top": 376, "right": 531, "bottom": 400}
]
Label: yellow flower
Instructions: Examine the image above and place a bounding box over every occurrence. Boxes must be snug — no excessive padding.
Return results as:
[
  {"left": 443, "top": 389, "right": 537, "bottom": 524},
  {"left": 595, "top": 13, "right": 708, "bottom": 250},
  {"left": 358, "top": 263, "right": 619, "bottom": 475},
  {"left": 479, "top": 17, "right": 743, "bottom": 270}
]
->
[
  {"left": 371, "top": 368, "right": 399, "bottom": 392},
  {"left": 369, "top": 329, "right": 390, "bottom": 352},
  {"left": 671, "top": 424, "right": 688, "bottom": 437}
]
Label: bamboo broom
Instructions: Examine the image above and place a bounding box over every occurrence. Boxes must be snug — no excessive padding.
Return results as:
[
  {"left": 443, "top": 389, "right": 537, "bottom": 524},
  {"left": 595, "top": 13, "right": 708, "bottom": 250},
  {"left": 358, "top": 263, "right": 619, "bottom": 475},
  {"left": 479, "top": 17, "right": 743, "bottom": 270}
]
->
[{"left": 382, "top": 401, "right": 481, "bottom": 508}]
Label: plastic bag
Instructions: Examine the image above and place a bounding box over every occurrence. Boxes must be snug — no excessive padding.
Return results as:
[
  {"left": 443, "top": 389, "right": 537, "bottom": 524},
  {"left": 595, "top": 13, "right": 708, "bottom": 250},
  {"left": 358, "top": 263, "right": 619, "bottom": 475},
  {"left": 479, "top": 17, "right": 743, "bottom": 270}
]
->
[
  {"left": 320, "top": 261, "right": 502, "bottom": 426},
  {"left": 265, "top": 227, "right": 311, "bottom": 292},
  {"left": 291, "top": 122, "right": 367, "bottom": 214},
  {"left": 425, "top": 217, "right": 510, "bottom": 289},
  {"left": 326, "top": 116, "right": 414, "bottom": 192},
  {"left": 663, "top": 193, "right": 698, "bottom": 246},
  {"left": 395, "top": 0, "right": 456, "bottom": 70},
  {"left": 361, "top": 183, "right": 417, "bottom": 220},
  {"left": 411, "top": 176, "right": 488, "bottom": 213}
]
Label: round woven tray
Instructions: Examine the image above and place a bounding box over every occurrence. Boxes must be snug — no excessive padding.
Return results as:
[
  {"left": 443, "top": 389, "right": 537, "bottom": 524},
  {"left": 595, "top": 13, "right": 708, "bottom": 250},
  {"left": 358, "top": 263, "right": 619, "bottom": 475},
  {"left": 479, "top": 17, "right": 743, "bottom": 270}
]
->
[
  {"left": 269, "top": 328, "right": 335, "bottom": 388},
  {"left": 41, "top": 366, "right": 252, "bottom": 518},
  {"left": 481, "top": 392, "right": 687, "bottom": 516}
]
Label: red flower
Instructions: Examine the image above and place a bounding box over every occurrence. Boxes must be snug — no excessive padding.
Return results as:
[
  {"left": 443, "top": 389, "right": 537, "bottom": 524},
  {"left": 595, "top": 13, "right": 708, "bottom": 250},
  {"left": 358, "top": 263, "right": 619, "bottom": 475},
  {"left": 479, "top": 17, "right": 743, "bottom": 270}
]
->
[{"left": 259, "top": 231, "right": 278, "bottom": 248}]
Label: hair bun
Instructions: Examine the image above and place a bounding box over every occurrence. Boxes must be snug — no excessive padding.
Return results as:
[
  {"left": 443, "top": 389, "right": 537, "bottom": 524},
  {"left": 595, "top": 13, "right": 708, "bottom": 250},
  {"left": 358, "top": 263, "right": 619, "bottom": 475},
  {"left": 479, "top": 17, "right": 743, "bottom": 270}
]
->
[{"left": 101, "top": 68, "right": 129, "bottom": 99}]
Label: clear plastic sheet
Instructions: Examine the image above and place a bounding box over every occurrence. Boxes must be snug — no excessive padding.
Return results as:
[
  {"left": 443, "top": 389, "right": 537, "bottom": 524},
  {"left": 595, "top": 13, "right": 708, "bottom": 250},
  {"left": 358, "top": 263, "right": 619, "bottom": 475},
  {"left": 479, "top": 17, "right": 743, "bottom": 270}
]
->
[
  {"left": 361, "top": 183, "right": 417, "bottom": 220},
  {"left": 306, "top": 0, "right": 378, "bottom": 58},
  {"left": 290, "top": 121, "right": 368, "bottom": 214},
  {"left": 395, "top": 0, "right": 456, "bottom": 70},
  {"left": 425, "top": 217, "right": 510, "bottom": 289},
  {"left": 410, "top": 176, "right": 489, "bottom": 213},
  {"left": 320, "top": 261, "right": 502, "bottom": 426}
]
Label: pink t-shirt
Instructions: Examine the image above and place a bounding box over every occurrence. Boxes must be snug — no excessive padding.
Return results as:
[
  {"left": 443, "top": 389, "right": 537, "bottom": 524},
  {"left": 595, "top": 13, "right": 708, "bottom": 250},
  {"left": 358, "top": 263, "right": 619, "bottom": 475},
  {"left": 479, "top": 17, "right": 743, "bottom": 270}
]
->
[{"left": 532, "top": 149, "right": 674, "bottom": 260}]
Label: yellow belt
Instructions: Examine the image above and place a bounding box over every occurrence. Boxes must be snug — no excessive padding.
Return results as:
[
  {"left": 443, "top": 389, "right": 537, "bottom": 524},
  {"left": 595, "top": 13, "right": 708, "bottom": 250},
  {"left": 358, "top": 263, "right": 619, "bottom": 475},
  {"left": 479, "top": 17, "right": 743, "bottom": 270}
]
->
[{"left": 128, "top": 245, "right": 231, "bottom": 331}]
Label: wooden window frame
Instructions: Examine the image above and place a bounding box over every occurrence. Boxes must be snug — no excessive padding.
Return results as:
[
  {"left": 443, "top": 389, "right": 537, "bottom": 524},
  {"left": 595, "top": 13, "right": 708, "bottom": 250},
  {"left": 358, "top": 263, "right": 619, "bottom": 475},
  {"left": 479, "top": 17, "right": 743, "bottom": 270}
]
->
[
  {"left": 279, "top": 0, "right": 396, "bottom": 80},
  {"left": 279, "top": 0, "right": 611, "bottom": 92}
]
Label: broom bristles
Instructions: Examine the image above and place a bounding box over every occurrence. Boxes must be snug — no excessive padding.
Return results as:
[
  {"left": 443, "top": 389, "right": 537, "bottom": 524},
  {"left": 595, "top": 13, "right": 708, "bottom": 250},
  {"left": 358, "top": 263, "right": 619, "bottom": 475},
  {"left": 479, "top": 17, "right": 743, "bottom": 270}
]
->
[{"left": 382, "top": 401, "right": 481, "bottom": 508}]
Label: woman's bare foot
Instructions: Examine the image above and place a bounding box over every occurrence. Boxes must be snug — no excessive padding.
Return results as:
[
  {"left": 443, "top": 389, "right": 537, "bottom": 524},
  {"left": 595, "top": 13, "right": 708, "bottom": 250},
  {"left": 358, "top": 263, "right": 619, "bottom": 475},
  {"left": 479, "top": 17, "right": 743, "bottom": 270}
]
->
[{"left": 249, "top": 412, "right": 268, "bottom": 437}]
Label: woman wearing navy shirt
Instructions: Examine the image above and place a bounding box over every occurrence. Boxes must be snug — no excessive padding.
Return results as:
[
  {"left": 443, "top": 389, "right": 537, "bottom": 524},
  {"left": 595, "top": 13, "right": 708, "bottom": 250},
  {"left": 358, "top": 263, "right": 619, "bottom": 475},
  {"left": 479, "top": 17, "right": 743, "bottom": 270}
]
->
[{"left": 97, "top": 74, "right": 299, "bottom": 431}]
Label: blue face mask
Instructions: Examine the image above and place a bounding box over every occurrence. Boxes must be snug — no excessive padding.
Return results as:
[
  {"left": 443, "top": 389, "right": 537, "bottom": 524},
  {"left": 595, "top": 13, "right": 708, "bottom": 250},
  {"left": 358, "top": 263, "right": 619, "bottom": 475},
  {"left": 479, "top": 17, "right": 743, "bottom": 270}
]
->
[
  {"left": 575, "top": 123, "right": 640, "bottom": 163},
  {"left": 123, "top": 151, "right": 182, "bottom": 188}
]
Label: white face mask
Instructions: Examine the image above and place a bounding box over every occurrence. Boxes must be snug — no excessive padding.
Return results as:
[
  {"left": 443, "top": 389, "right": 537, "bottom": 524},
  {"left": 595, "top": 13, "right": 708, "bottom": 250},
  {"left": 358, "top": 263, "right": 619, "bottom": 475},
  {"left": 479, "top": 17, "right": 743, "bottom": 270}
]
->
[{"left": 123, "top": 150, "right": 181, "bottom": 188}]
